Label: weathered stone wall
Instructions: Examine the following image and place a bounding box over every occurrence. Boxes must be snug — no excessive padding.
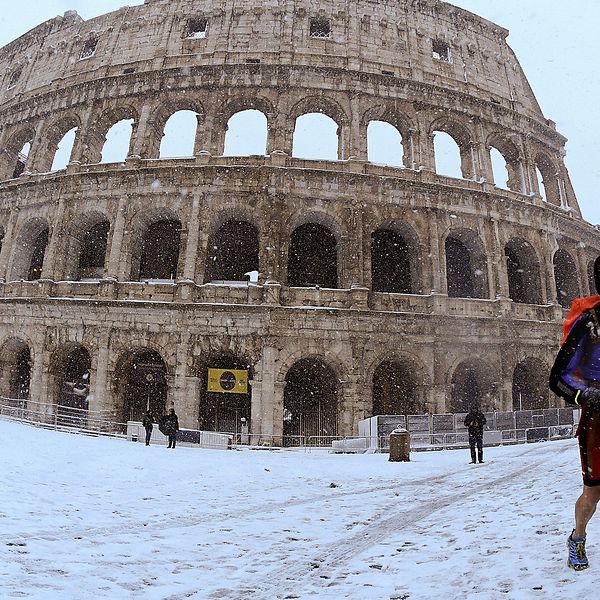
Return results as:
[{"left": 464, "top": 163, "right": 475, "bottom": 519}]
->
[{"left": 0, "top": 0, "right": 595, "bottom": 438}]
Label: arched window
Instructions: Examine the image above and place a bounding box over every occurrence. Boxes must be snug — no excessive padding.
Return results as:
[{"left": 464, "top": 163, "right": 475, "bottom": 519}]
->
[
  {"left": 512, "top": 359, "right": 548, "bottom": 410},
  {"left": 284, "top": 358, "right": 338, "bottom": 442},
  {"left": 56, "top": 346, "right": 91, "bottom": 412},
  {"left": 445, "top": 232, "right": 488, "bottom": 299},
  {"left": 292, "top": 113, "right": 339, "bottom": 161},
  {"left": 78, "top": 221, "right": 110, "bottom": 280},
  {"left": 13, "top": 141, "right": 31, "bottom": 178},
  {"left": 138, "top": 219, "right": 181, "bottom": 281},
  {"left": 553, "top": 249, "right": 580, "bottom": 308},
  {"left": 450, "top": 359, "right": 495, "bottom": 413},
  {"left": 371, "top": 229, "right": 413, "bottom": 293},
  {"left": 433, "top": 131, "right": 462, "bottom": 178},
  {"left": 159, "top": 110, "right": 198, "bottom": 158},
  {"left": 288, "top": 223, "right": 337, "bottom": 288},
  {"left": 490, "top": 146, "right": 509, "bottom": 189},
  {"left": 223, "top": 110, "right": 268, "bottom": 156},
  {"left": 28, "top": 228, "right": 49, "bottom": 281},
  {"left": 51, "top": 127, "right": 78, "bottom": 171},
  {"left": 101, "top": 119, "right": 134, "bottom": 163},
  {"left": 367, "top": 121, "right": 403, "bottom": 168},
  {"left": 504, "top": 240, "right": 542, "bottom": 305},
  {"left": 205, "top": 220, "right": 259, "bottom": 282}
]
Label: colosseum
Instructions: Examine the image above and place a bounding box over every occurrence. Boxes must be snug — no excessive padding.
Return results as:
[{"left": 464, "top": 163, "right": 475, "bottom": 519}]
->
[{"left": 0, "top": 0, "right": 597, "bottom": 443}]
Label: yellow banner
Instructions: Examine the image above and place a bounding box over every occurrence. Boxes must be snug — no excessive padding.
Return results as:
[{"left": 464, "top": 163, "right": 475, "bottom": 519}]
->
[{"left": 207, "top": 368, "right": 248, "bottom": 394}]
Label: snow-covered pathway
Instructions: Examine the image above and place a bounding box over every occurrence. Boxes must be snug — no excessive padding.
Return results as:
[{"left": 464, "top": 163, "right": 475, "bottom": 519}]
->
[{"left": 0, "top": 420, "right": 596, "bottom": 599}]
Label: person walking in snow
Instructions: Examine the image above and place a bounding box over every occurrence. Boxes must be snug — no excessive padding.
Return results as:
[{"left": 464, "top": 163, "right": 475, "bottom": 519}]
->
[
  {"left": 163, "top": 407, "right": 180, "bottom": 449},
  {"left": 142, "top": 410, "right": 154, "bottom": 446},
  {"left": 464, "top": 405, "right": 486, "bottom": 464},
  {"left": 550, "top": 255, "right": 600, "bottom": 571}
]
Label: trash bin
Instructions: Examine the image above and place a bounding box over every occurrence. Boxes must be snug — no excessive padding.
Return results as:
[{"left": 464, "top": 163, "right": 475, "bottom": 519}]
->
[{"left": 389, "top": 427, "right": 410, "bottom": 462}]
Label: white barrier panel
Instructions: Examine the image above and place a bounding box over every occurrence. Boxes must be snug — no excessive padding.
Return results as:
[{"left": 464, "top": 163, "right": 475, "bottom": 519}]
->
[{"left": 127, "top": 421, "right": 232, "bottom": 450}]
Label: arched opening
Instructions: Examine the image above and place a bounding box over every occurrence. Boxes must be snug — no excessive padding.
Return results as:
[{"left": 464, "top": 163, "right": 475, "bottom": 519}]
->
[
  {"left": 204, "top": 220, "right": 259, "bottom": 283},
  {"left": 450, "top": 359, "right": 495, "bottom": 413},
  {"left": 292, "top": 113, "right": 339, "bottom": 161},
  {"left": 101, "top": 119, "right": 134, "bottom": 163},
  {"left": 138, "top": 219, "right": 181, "bottom": 281},
  {"left": 13, "top": 141, "right": 31, "bottom": 178},
  {"left": 28, "top": 228, "right": 49, "bottom": 281},
  {"left": 116, "top": 349, "right": 168, "bottom": 423},
  {"left": 490, "top": 146, "right": 509, "bottom": 189},
  {"left": 445, "top": 231, "right": 488, "bottom": 299},
  {"left": 159, "top": 110, "right": 198, "bottom": 158},
  {"left": 54, "top": 346, "right": 91, "bottom": 412},
  {"left": 504, "top": 239, "right": 542, "bottom": 304},
  {"left": 198, "top": 354, "right": 252, "bottom": 433},
  {"left": 371, "top": 228, "right": 414, "bottom": 293},
  {"left": 50, "top": 127, "right": 78, "bottom": 171},
  {"left": 512, "top": 359, "right": 548, "bottom": 410},
  {"left": 535, "top": 154, "right": 561, "bottom": 206},
  {"left": 223, "top": 110, "right": 268, "bottom": 156},
  {"left": 433, "top": 130, "right": 463, "bottom": 179},
  {"left": 372, "top": 360, "right": 424, "bottom": 416},
  {"left": 288, "top": 223, "right": 337, "bottom": 288},
  {"left": 0, "top": 340, "right": 31, "bottom": 401},
  {"left": 367, "top": 121, "right": 404, "bottom": 168},
  {"left": 283, "top": 358, "right": 338, "bottom": 442},
  {"left": 78, "top": 220, "right": 110, "bottom": 280},
  {"left": 553, "top": 249, "right": 580, "bottom": 308}
]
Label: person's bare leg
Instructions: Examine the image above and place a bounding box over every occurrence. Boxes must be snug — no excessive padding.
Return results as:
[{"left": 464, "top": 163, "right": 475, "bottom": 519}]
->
[{"left": 574, "top": 486, "right": 600, "bottom": 537}]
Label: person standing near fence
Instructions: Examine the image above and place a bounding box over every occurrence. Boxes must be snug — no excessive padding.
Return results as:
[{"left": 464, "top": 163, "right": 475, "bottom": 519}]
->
[
  {"left": 163, "top": 407, "right": 180, "bottom": 449},
  {"left": 464, "top": 405, "right": 486, "bottom": 464},
  {"left": 142, "top": 410, "right": 154, "bottom": 446},
  {"left": 550, "top": 255, "right": 600, "bottom": 571}
]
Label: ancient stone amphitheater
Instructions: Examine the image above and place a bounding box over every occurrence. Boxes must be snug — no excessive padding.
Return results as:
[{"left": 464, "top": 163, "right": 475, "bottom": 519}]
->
[{"left": 0, "top": 0, "right": 596, "bottom": 442}]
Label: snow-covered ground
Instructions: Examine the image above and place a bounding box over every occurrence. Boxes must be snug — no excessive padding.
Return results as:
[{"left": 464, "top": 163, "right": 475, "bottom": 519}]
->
[{"left": 0, "top": 420, "right": 597, "bottom": 600}]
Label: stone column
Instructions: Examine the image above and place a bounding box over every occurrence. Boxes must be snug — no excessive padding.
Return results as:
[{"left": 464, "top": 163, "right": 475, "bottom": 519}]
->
[
  {"left": 181, "top": 194, "right": 202, "bottom": 282},
  {"left": 348, "top": 99, "right": 367, "bottom": 160},
  {"left": 267, "top": 111, "right": 293, "bottom": 156},
  {"left": 489, "top": 219, "right": 509, "bottom": 299},
  {"left": 41, "top": 197, "right": 67, "bottom": 280},
  {"left": 23, "top": 118, "right": 48, "bottom": 173},
  {"left": 576, "top": 244, "right": 590, "bottom": 297},
  {"left": 0, "top": 209, "right": 19, "bottom": 282},
  {"left": 128, "top": 103, "right": 155, "bottom": 159},
  {"left": 427, "top": 212, "right": 443, "bottom": 294},
  {"left": 543, "top": 234, "right": 559, "bottom": 305},
  {"left": 251, "top": 345, "right": 277, "bottom": 441},
  {"left": 272, "top": 380, "right": 286, "bottom": 442},
  {"left": 105, "top": 196, "right": 128, "bottom": 280},
  {"left": 173, "top": 333, "right": 196, "bottom": 429},
  {"left": 89, "top": 331, "right": 111, "bottom": 414},
  {"left": 69, "top": 105, "right": 96, "bottom": 165},
  {"left": 29, "top": 341, "right": 51, "bottom": 421}
]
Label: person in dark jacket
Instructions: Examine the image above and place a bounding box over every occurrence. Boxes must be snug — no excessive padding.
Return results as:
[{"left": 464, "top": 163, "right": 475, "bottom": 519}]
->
[
  {"left": 464, "top": 405, "right": 486, "bottom": 464},
  {"left": 164, "top": 407, "right": 180, "bottom": 449},
  {"left": 142, "top": 410, "right": 154, "bottom": 446},
  {"left": 550, "top": 255, "right": 600, "bottom": 571}
]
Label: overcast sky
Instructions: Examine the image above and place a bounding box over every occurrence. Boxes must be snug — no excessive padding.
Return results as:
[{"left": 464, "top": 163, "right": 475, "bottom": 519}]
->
[{"left": 0, "top": 1, "right": 598, "bottom": 224}]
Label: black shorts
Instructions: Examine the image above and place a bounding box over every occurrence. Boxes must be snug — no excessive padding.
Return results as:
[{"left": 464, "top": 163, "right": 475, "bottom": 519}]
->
[{"left": 577, "top": 407, "right": 600, "bottom": 487}]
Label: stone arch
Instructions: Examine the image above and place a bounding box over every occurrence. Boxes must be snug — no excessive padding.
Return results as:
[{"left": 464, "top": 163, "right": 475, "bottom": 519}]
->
[
  {"left": 0, "top": 337, "right": 32, "bottom": 400},
  {"left": 9, "top": 217, "right": 50, "bottom": 282},
  {"left": 196, "top": 351, "right": 253, "bottom": 433},
  {"left": 128, "top": 207, "right": 183, "bottom": 281},
  {"left": 85, "top": 105, "right": 139, "bottom": 164},
  {"left": 512, "top": 357, "right": 549, "bottom": 410},
  {"left": 371, "top": 354, "right": 428, "bottom": 416},
  {"left": 363, "top": 105, "right": 414, "bottom": 168},
  {"left": 158, "top": 110, "right": 200, "bottom": 159},
  {"left": 204, "top": 218, "right": 260, "bottom": 283},
  {"left": 223, "top": 110, "right": 268, "bottom": 157},
  {"left": 443, "top": 228, "right": 489, "bottom": 299},
  {"left": 430, "top": 116, "right": 475, "bottom": 179},
  {"left": 283, "top": 356, "right": 339, "bottom": 442},
  {"left": 61, "top": 211, "right": 110, "bottom": 281},
  {"left": 588, "top": 258, "right": 597, "bottom": 296},
  {"left": 486, "top": 132, "right": 522, "bottom": 192},
  {"left": 553, "top": 248, "right": 580, "bottom": 308},
  {"left": 534, "top": 152, "right": 561, "bottom": 206},
  {"left": 1, "top": 126, "right": 35, "bottom": 180},
  {"left": 37, "top": 113, "right": 81, "bottom": 172},
  {"left": 504, "top": 238, "right": 543, "bottom": 304},
  {"left": 449, "top": 357, "right": 497, "bottom": 413},
  {"left": 113, "top": 348, "right": 169, "bottom": 423},
  {"left": 48, "top": 343, "right": 92, "bottom": 414},
  {"left": 370, "top": 220, "right": 422, "bottom": 294},
  {"left": 288, "top": 221, "right": 338, "bottom": 288},
  {"left": 290, "top": 96, "right": 349, "bottom": 160}
]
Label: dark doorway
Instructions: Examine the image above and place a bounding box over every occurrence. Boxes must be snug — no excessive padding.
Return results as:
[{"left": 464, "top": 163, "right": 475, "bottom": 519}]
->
[
  {"left": 283, "top": 358, "right": 338, "bottom": 444},
  {"left": 445, "top": 237, "right": 475, "bottom": 298},
  {"left": 139, "top": 219, "right": 181, "bottom": 280},
  {"left": 79, "top": 221, "right": 109, "bottom": 279},
  {"left": 204, "top": 221, "right": 259, "bottom": 282},
  {"left": 288, "top": 223, "right": 337, "bottom": 288},
  {"left": 553, "top": 249, "right": 580, "bottom": 309},
  {"left": 58, "top": 347, "right": 91, "bottom": 411},
  {"left": 372, "top": 361, "right": 421, "bottom": 415},
  {"left": 10, "top": 346, "right": 31, "bottom": 400},
  {"left": 512, "top": 360, "right": 548, "bottom": 410},
  {"left": 371, "top": 229, "right": 412, "bottom": 293},
  {"left": 28, "top": 228, "right": 49, "bottom": 281},
  {"left": 123, "top": 350, "right": 167, "bottom": 422},
  {"left": 504, "top": 240, "right": 542, "bottom": 305},
  {"left": 198, "top": 355, "right": 251, "bottom": 434}
]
